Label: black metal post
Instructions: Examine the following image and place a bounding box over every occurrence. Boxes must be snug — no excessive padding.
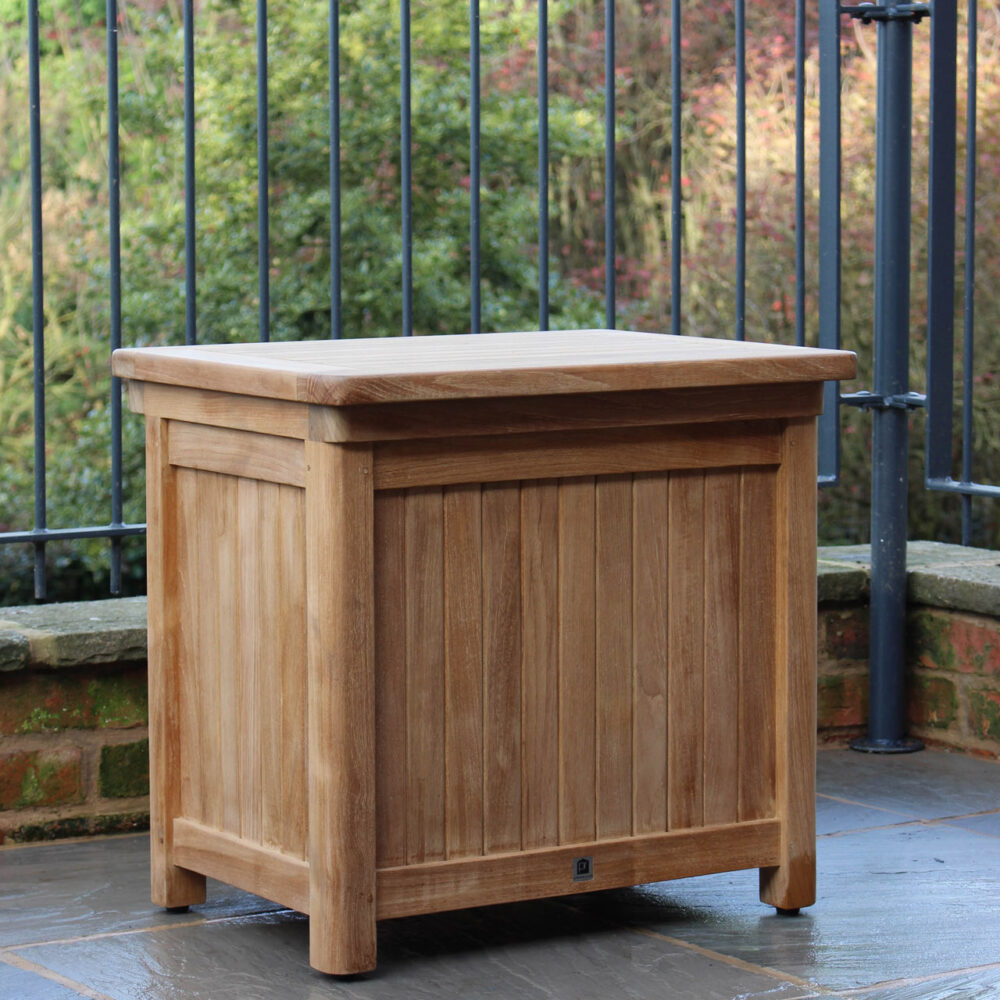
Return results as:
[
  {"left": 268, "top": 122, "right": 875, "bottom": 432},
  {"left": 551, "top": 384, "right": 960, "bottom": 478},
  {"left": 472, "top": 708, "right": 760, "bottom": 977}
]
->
[{"left": 851, "top": 0, "right": 923, "bottom": 753}]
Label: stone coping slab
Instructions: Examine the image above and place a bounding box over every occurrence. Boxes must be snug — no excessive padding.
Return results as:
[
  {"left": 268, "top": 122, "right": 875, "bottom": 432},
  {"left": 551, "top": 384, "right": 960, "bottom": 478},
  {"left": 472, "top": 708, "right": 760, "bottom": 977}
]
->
[
  {"left": 0, "top": 597, "right": 147, "bottom": 672},
  {"left": 1, "top": 544, "right": 997, "bottom": 673},
  {"left": 818, "top": 540, "right": 1000, "bottom": 616}
]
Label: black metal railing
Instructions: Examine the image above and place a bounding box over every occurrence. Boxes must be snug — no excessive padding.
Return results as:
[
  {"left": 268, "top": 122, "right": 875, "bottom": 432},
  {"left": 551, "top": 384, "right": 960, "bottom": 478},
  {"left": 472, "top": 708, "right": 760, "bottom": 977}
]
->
[{"left": 2, "top": 0, "right": 997, "bottom": 651}]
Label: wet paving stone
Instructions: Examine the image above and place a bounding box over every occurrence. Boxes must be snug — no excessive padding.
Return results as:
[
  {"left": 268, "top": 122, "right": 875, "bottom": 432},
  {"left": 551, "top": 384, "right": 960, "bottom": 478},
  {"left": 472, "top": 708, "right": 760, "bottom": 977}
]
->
[{"left": 3, "top": 749, "right": 1000, "bottom": 998}]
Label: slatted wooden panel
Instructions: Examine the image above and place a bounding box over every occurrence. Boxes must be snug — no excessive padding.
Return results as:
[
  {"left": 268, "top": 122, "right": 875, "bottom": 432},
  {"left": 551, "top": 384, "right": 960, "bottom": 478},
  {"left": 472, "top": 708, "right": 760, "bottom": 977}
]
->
[
  {"left": 372, "top": 466, "right": 780, "bottom": 867},
  {"left": 173, "top": 464, "right": 308, "bottom": 859}
]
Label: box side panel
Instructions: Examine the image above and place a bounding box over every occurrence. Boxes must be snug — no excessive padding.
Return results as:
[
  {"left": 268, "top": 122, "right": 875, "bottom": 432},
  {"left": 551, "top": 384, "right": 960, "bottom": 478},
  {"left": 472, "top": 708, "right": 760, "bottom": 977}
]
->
[
  {"left": 372, "top": 462, "right": 781, "bottom": 870},
  {"left": 173, "top": 462, "right": 308, "bottom": 861}
]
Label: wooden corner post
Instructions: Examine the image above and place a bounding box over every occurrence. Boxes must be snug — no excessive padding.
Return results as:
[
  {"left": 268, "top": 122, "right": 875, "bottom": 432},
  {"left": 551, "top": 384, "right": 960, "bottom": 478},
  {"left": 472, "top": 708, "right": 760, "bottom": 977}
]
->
[
  {"left": 759, "top": 414, "right": 818, "bottom": 912},
  {"left": 146, "top": 415, "right": 207, "bottom": 909},
  {"left": 305, "top": 438, "right": 377, "bottom": 975}
]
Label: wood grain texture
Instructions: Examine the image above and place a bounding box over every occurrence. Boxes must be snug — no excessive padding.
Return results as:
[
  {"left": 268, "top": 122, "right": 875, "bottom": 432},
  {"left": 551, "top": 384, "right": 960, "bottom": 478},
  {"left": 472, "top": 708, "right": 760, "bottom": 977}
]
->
[
  {"left": 482, "top": 484, "right": 523, "bottom": 854},
  {"left": 173, "top": 818, "right": 309, "bottom": 915},
  {"left": 520, "top": 481, "right": 560, "bottom": 850},
  {"left": 112, "top": 330, "right": 856, "bottom": 406},
  {"left": 443, "top": 485, "right": 484, "bottom": 860},
  {"left": 374, "top": 492, "right": 408, "bottom": 868},
  {"left": 596, "top": 476, "right": 634, "bottom": 840},
  {"left": 165, "top": 815, "right": 782, "bottom": 927},
  {"left": 305, "top": 440, "right": 377, "bottom": 975},
  {"left": 667, "top": 472, "right": 705, "bottom": 831},
  {"left": 760, "top": 417, "right": 817, "bottom": 911},
  {"left": 277, "top": 484, "right": 308, "bottom": 859},
  {"left": 373, "top": 422, "right": 780, "bottom": 490},
  {"left": 146, "top": 418, "right": 207, "bottom": 909},
  {"left": 140, "top": 383, "right": 310, "bottom": 438},
  {"left": 168, "top": 421, "right": 305, "bottom": 487},
  {"left": 558, "top": 478, "right": 597, "bottom": 845},
  {"left": 314, "top": 383, "right": 824, "bottom": 443},
  {"left": 739, "top": 469, "right": 778, "bottom": 823},
  {"left": 376, "top": 820, "right": 781, "bottom": 920},
  {"left": 632, "top": 473, "right": 669, "bottom": 836},
  {"left": 702, "top": 471, "right": 740, "bottom": 827},
  {"left": 405, "top": 488, "right": 446, "bottom": 865}
]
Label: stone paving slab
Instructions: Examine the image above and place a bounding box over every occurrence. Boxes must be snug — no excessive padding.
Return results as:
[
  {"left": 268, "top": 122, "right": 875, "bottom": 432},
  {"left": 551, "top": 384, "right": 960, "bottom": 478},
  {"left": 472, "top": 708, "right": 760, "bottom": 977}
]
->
[
  {"left": 816, "top": 747, "right": 1000, "bottom": 820},
  {"left": 10, "top": 904, "right": 820, "bottom": 1000},
  {"left": 0, "top": 959, "right": 88, "bottom": 1000},
  {"left": 2, "top": 749, "right": 1000, "bottom": 999}
]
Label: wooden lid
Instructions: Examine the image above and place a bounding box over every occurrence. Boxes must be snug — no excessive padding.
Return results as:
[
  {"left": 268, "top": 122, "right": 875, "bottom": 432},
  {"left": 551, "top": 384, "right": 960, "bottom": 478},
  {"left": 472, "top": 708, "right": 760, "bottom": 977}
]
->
[{"left": 111, "top": 330, "right": 856, "bottom": 406}]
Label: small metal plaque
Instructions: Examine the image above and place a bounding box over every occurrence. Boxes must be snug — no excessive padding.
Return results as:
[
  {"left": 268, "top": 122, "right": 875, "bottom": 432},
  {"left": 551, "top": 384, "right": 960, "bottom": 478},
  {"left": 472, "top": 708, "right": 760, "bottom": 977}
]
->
[{"left": 572, "top": 856, "right": 594, "bottom": 882}]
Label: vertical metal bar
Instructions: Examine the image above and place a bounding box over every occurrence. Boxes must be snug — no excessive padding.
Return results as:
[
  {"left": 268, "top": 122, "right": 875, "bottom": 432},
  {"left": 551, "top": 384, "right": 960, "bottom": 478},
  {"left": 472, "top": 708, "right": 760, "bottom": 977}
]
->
[
  {"left": 470, "top": 0, "right": 481, "bottom": 334},
  {"left": 107, "top": 0, "right": 123, "bottom": 593},
  {"left": 538, "top": 0, "right": 549, "bottom": 330},
  {"left": 604, "top": 0, "right": 615, "bottom": 329},
  {"left": 852, "top": 3, "right": 921, "bottom": 753},
  {"left": 184, "top": 0, "right": 196, "bottom": 345},
  {"left": 257, "top": 0, "right": 270, "bottom": 342},
  {"left": 817, "top": 0, "right": 842, "bottom": 483},
  {"left": 734, "top": 0, "right": 746, "bottom": 341},
  {"left": 28, "top": 0, "right": 47, "bottom": 600},
  {"left": 961, "top": 0, "right": 977, "bottom": 544},
  {"left": 925, "top": 0, "right": 957, "bottom": 484},
  {"left": 794, "top": 0, "right": 806, "bottom": 349},
  {"left": 670, "top": 0, "right": 682, "bottom": 336},
  {"left": 330, "top": 0, "right": 342, "bottom": 339},
  {"left": 401, "top": 0, "right": 413, "bottom": 337}
]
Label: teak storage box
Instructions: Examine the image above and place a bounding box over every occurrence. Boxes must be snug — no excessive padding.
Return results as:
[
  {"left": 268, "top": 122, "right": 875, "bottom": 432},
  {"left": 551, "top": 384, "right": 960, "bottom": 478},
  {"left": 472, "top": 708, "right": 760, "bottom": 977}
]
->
[{"left": 112, "top": 331, "right": 856, "bottom": 974}]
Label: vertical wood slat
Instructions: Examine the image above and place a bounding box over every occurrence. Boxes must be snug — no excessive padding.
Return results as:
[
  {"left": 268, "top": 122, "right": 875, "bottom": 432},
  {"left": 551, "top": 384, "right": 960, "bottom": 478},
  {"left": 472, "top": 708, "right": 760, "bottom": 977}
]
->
[
  {"left": 482, "top": 483, "right": 522, "bottom": 854},
  {"left": 444, "top": 485, "right": 484, "bottom": 860},
  {"left": 175, "top": 467, "right": 203, "bottom": 826},
  {"left": 216, "top": 474, "right": 240, "bottom": 837},
  {"left": 194, "top": 471, "right": 223, "bottom": 833},
  {"left": 405, "top": 488, "right": 446, "bottom": 864},
  {"left": 667, "top": 471, "right": 705, "bottom": 831},
  {"left": 256, "top": 481, "right": 279, "bottom": 849},
  {"left": 375, "top": 492, "right": 407, "bottom": 867},
  {"left": 278, "top": 484, "right": 308, "bottom": 859},
  {"left": 520, "top": 481, "right": 560, "bottom": 850},
  {"left": 596, "top": 476, "right": 633, "bottom": 840},
  {"left": 557, "top": 477, "right": 596, "bottom": 845},
  {"left": 237, "top": 478, "right": 263, "bottom": 845},
  {"left": 739, "top": 468, "right": 777, "bottom": 822},
  {"left": 702, "top": 471, "right": 740, "bottom": 827},
  {"left": 632, "top": 473, "right": 669, "bottom": 836}
]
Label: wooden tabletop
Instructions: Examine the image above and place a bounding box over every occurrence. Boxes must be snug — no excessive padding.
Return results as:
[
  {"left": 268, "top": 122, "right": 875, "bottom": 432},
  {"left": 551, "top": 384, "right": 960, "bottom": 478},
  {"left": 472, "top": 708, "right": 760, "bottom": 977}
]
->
[{"left": 111, "top": 330, "right": 856, "bottom": 406}]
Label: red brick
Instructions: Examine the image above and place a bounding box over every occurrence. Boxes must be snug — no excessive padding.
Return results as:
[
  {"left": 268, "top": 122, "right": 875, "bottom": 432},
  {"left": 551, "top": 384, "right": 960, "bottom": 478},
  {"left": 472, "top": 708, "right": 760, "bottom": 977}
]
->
[
  {"left": 908, "top": 610, "right": 1000, "bottom": 675},
  {"left": 822, "top": 608, "right": 870, "bottom": 662},
  {"left": 0, "top": 748, "right": 82, "bottom": 810},
  {"left": 969, "top": 688, "right": 1000, "bottom": 742},
  {"left": 906, "top": 674, "right": 958, "bottom": 729},
  {"left": 818, "top": 672, "right": 868, "bottom": 729},
  {"left": 0, "top": 669, "right": 147, "bottom": 735}
]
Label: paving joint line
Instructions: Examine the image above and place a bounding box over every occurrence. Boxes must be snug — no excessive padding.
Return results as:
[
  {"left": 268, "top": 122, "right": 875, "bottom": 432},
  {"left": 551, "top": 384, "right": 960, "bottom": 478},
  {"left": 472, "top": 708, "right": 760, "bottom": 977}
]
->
[
  {"left": 0, "top": 949, "right": 116, "bottom": 1000},
  {"left": 627, "top": 927, "right": 840, "bottom": 996},
  {"left": 8, "top": 906, "right": 293, "bottom": 951},
  {"left": 834, "top": 958, "right": 1000, "bottom": 996}
]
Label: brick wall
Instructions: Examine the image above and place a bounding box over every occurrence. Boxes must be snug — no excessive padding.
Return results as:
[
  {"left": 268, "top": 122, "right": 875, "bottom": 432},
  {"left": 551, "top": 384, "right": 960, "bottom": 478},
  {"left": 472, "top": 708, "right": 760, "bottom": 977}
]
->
[{"left": 0, "top": 600, "right": 150, "bottom": 843}]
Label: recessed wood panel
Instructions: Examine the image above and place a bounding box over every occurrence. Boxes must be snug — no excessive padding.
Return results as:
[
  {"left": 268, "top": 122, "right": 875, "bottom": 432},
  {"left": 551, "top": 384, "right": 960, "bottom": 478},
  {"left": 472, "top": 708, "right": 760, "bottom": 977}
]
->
[
  {"left": 371, "top": 466, "right": 779, "bottom": 867},
  {"left": 173, "top": 467, "right": 308, "bottom": 856}
]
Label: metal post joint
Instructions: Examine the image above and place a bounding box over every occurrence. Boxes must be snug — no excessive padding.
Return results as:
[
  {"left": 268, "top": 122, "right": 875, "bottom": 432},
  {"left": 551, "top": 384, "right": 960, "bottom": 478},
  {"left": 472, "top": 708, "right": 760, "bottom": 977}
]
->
[{"left": 841, "top": 3, "right": 930, "bottom": 25}]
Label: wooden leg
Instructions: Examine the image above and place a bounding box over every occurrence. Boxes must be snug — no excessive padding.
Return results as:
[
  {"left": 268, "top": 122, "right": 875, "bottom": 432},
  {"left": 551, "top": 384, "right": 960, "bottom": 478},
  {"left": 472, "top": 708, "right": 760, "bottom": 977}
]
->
[
  {"left": 305, "top": 440, "right": 377, "bottom": 974},
  {"left": 147, "top": 416, "right": 206, "bottom": 909},
  {"left": 759, "top": 417, "right": 816, "bottom": 912}
]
